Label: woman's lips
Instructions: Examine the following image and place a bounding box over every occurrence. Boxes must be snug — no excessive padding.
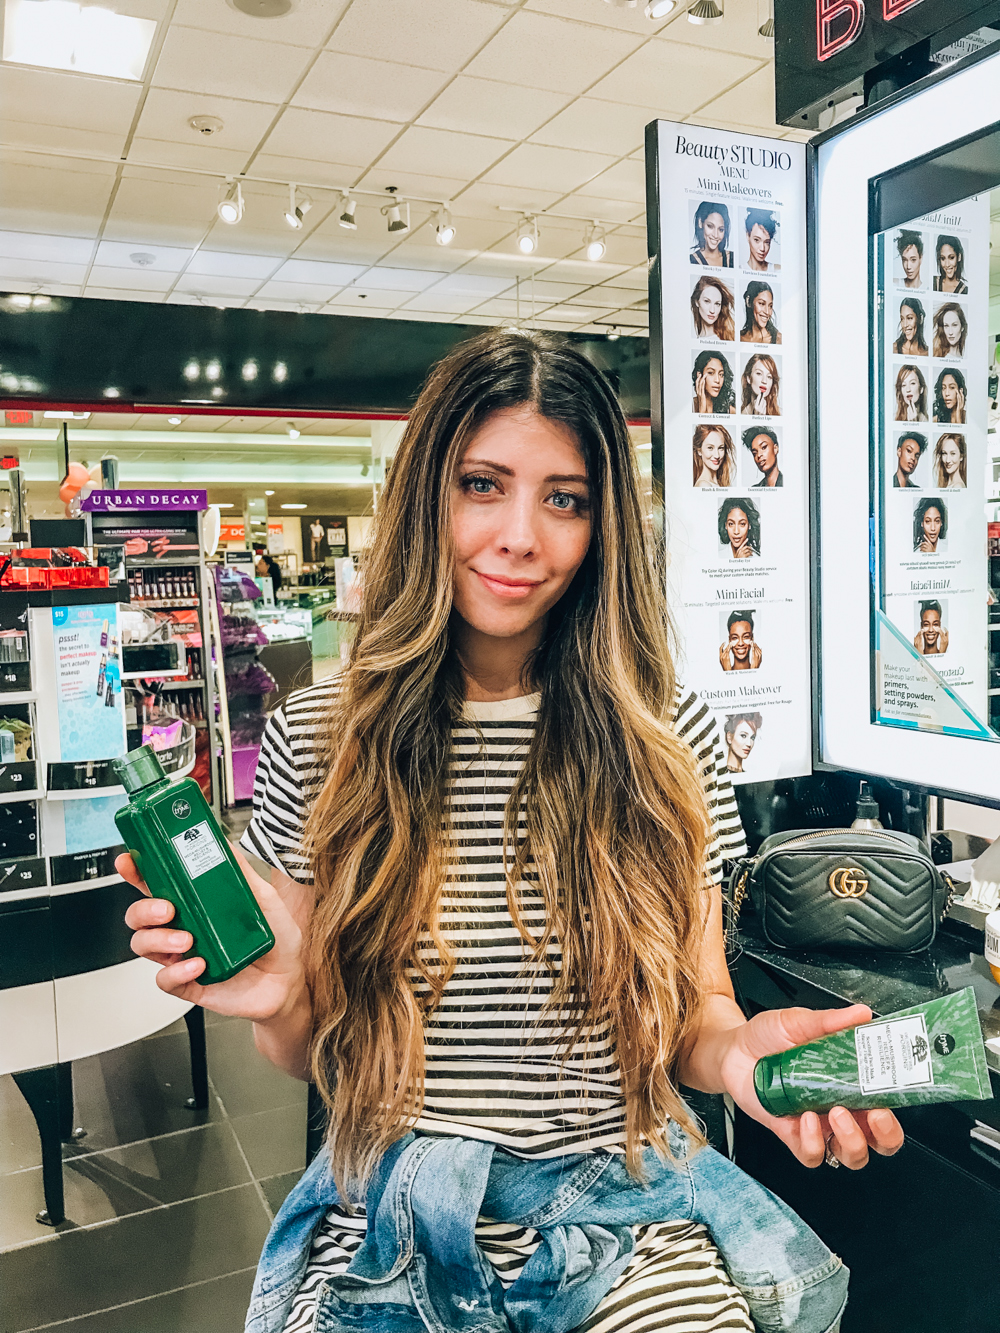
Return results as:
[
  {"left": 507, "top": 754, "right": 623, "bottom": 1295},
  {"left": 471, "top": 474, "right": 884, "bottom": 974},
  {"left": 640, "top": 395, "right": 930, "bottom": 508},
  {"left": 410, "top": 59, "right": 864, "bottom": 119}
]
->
[{"left": 474, "top": 571, "right": 543, "bottom": 599}]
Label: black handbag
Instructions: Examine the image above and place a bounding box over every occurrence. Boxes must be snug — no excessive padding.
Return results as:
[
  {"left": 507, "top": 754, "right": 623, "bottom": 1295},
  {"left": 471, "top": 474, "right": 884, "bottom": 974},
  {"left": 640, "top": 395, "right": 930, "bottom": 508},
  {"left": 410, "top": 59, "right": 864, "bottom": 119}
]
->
[{"left": 730, "top": 827, "right": 955, "bottom": 953}]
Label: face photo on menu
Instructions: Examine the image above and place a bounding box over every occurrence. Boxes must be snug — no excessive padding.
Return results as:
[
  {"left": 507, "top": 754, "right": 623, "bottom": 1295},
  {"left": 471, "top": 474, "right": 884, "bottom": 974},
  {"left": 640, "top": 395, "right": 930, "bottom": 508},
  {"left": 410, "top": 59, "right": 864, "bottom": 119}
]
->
[
  {"left": 933, "top": 432, "right": 967, "bottom": 489},
  {"left": 691, "top": 348, "right": 736, "bottom": 415},
  {"left": 724, "top": 710, "right": 763, "bottom": 775},
  {"left": 739, "top": 280, "right": 781, "bottom": 345},
  {"left": 741, "top": 425, "right": 782, "bottom": 488},
  {"left": 719, "top": 607, "right": 763, "bottom": 672},
  {"left": 742, "top": 208, "right": 781, "bottom": 273},
  {"left": 913, "top": 598, "right": 949, "bottom": 656},
  {"left": 932, "top": 300, "right": 969, "bottom": 358},
  {"left": 689, "top": 199, "right": 734, "bottom": 268},
  {"left": 690, "top": 273, "right": 736, "bottom": 341},
  {"left": 932, "top": 234, "right": 969, "bottom": 295},
  {"left": 893, "top": 228, "right": 927, "bottom": 290},
  {"left": 912, "top": 495, "right": 948, "bottom": 555},
  {"left": 893, "top": 363, "right": 928, "bottom": 422},
  {"left": 691, "top": 423, "right": 737, "bottom": 487},
  {"left": 717, "top": 496, "right": 761, "bottom": 560},
  {"left": 740, "top": 351, "right": 781, "bottom": 416},
  {"left": 891, "top": 429, "right": 929, "bottom": 489}
]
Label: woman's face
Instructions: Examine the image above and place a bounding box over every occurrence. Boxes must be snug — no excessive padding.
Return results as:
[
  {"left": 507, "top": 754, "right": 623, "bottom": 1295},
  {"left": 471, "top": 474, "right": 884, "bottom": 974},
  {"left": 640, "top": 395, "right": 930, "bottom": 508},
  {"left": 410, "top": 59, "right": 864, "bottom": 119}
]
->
[
  {"left": 942, "top": 310, "right": 962, "bottom": 347},
  {"left": 922, "top": 506, "right": 943, "bottom": 543},
  {"left": 699, "top": 431, "right": 725, "bottom": 474},
  {"left": 900, "top": 305, "right": 917, "bottom": 341},
  {"left": 728, "top": 721, "right": 757, "bottom": 761},
  {"left": 726, "top": 507, "right": 749, "bottom": 549},
  {"left": 748, "top": 224, "right": 772, "bottom": 266},
  {"left": 750, "top": 360, "right": 773, "bottom": 397},
  {"left": 703, "top": 357, "right": 725, "bottom": 399},
  {"left": 752, "top": 290, "right": 773, "bottom": 330},
  {"left": 701, "top": 212, "right": 726, "bottom": 253},
  {"left": 451, "top": 406, "right": 592, "bottom": 644},
  {"left": 940, "top": 439, "right": 961, "bottom": 475},
  {"left": 941, "top": 374, "right": 958, "bottom": 409},
  {"left": 900, "top": 370, "right": 920, "bottom": 406},
  {"left": 697, "top": 285, "right": 722, "bottom": 327},
  {"left": 728, "top": 621, "right": 754, "bottom": 663},
  {"left": 920, "top": 609, "right": 942, "bottom": 644},
  {"left": 939, "top": 244, "right": 958, "bottom": 279}
]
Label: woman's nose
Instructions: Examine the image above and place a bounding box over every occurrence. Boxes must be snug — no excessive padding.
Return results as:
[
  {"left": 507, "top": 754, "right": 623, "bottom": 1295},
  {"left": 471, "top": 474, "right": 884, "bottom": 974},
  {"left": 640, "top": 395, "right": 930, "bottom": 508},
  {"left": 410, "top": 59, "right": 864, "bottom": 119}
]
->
[{"left": 498, "top": 498, "right": 537, "bottom": 556}]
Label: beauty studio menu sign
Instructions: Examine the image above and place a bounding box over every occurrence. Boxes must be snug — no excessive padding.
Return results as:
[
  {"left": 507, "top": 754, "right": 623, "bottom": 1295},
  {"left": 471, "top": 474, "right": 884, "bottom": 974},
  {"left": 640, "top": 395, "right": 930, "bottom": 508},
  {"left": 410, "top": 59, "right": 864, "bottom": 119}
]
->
[{"left": 648, "top": 124, "right": 811, "bottom": 783}]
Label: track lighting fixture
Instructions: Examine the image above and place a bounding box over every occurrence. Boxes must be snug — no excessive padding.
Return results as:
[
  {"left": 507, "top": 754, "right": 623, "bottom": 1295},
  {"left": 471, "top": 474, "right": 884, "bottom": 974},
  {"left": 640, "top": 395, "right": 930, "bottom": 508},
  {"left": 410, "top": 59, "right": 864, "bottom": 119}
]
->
[
  {"left": 645, "top": 0, "right": 675, "bottom": 15},
  {"left": 434, "top": 206, "right": 455, "bottom": 246},
  {"left": 758, "top": 0, "right": 774, "bottom": 36},
  {"left": 687, "top": 0, "right": 723, "bottom": 22},
  {"left": 217, "top": 179, "right": 244, "bottom": 225},
  {"left": 516, "top": 215, "right": 538, "bottom": 255},
  {"left": 284, "top": 184, "right": 312, "bottom": 229},
  {"left": 585, "top": 222, "right": 606, "bottom": 263},
  {"left": 338, "top": 194, "right": 357, "bottom": 230},
  {"left": 382, "top": 188, "right": 409, "bottom": 234}
]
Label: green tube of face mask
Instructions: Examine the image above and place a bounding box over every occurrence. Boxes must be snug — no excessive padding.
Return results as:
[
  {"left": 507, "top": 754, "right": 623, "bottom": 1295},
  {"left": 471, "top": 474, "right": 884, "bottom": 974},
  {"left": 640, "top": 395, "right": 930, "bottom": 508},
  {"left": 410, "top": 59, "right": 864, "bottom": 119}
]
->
[{"left": 754, "top": 988, "right": 993, "bottom": 1117}]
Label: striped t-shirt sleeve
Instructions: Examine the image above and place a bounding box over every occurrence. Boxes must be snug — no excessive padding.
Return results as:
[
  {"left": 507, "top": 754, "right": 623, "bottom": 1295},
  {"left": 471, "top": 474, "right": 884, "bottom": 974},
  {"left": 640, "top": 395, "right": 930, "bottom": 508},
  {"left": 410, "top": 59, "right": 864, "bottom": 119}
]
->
[
  {"left": 672, "top": 686, "right": 748, "bottom": 882},
  {"left": 240, "top": 706, "right": 314, "bottom": 883}
]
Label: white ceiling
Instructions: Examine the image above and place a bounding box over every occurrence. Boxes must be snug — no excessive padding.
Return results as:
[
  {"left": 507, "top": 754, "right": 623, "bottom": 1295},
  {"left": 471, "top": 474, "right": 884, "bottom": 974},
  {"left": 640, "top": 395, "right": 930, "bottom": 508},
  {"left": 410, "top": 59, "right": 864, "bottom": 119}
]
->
[{"left": 0, "top": 0, "right": 809, "bottom": 335}]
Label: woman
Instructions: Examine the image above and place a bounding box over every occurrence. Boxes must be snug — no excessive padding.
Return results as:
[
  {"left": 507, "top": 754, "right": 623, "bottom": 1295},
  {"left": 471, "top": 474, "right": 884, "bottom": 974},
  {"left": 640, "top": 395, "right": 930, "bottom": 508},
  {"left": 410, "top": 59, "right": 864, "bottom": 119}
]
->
[
  {"left": 255, "top": 551, "right": 283, "bottom": 597},
  {"left": 690, "top": 200, "right": 734, "bottom": 267},
  {"left": 913, "top": 599, "right": 948, "bottom": 655},
  {"left": 690, "top": 275, "right": 735, "bottom": 340},
  {"left": 933, "top": 368, "right": 966, "bottom": 423},
  {"left": 718, "top": 496, "right": 761, "bottom": 559},
  {"left": 724, "top": 711, "right": 762, "bottom": 774},
  {"left": 692, "top": 423, "right": 736, "bottom": 487},
  {"left": 692, "top": 350, "right": 735, "bottom": 414},
  {"left": 933, "top": 433, "right": 967, "bottom": 488},
  {"left": 739, "top": 280, "right": 781, "bottom": 344},
  {"left": 719, "top": 609, "right": 761, "bottom": 671},
  {"left": 740, "top": 353, "right": 780, "bottom": 416},
  {"left": 913, "top": 496, "right": 947, "bottom": 553},
  {"left": 933, "top": 235, "right": 968, "bottom": 294},
  {"left": 893, "top": 297, "right": 928, "bottom": 356},
  {"left": 121, "top": 332, "right": 898, "bottom": 1333},
  {"left": 893, "top": 365, "right": 928, "bottom": 422},
  {"left": 933, "top": 302, "right": 968, "bottom": 357}
]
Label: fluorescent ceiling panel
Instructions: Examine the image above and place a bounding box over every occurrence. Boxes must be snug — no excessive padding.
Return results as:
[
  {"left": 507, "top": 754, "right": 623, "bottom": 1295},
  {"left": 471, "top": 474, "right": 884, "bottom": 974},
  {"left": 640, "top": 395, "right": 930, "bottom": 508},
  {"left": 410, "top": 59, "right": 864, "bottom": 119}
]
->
[{"left": 4, "top": 0, "right": 157, "bottom": 81}]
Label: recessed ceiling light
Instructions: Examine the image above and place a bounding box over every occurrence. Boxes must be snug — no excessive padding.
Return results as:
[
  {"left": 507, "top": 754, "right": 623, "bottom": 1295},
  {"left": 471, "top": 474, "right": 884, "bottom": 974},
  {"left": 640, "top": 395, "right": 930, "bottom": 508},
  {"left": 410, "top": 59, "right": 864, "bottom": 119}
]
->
[
  {"left": 217, "top": 180, "right": 244, "bottom": 225},
  {"left": 281, "top": 503, "right": 307, "bottom": 509},
  {"left": 517, "top": 215, "right": 538, "bottom": 255},
  {"left": 103, "top": 387, "right": 121, "bottom": 399},
  {"left": 167, "top": 416, "right": 182, "bottom": 425},
  {"left": 229, "top": 0, "right": 293, "bottom": 15},
  {"left": 3, "top": 0, "right": 157, "bottom": 80},
  {"left": 241, "top": 360, "right": 258, "bottom": 382},
  {"left": 212, "top": 502, "right": 235, "bottom": 509},
  {"left": 264, "top": 490, "right": 275, "bottom": 496},
  {"left": 272, "top": 361, "right": 288, "bottom": 383}
]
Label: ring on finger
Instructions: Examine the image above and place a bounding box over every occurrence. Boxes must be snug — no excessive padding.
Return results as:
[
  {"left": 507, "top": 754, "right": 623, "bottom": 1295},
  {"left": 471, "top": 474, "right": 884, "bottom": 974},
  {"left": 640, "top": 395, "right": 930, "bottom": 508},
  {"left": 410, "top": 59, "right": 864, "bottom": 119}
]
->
[{"left": 824, "top": 1136, "right": 840, "bottom": 1169}]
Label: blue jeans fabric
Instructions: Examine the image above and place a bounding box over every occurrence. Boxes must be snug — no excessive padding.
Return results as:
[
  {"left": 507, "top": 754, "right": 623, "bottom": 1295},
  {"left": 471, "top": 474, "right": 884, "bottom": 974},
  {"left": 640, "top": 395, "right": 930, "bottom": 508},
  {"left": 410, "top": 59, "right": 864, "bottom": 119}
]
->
[{"left": 245, "top": 1127, "right": 847, "bottom": 1333}]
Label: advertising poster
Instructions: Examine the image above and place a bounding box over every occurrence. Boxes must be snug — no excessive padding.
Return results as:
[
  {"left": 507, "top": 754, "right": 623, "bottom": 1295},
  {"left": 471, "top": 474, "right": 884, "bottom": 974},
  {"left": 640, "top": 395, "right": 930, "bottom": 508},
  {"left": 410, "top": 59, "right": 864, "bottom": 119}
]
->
[
  {"left": 301, "top": 514, "right": 348, "bottom": 563},
  {"left": 51, "top": 604, "right": 127, "bottom": 762},
  {"left": 874, "top": 195, "right": 993, "bottom": 737},
  {"left": 650, "top": 124, "right": 811, "bottom": 782}
]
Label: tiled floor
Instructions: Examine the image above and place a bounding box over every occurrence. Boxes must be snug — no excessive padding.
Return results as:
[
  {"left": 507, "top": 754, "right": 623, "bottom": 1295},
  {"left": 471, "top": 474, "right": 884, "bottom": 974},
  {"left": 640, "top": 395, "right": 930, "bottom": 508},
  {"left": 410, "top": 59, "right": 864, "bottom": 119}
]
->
[{"left": 0, "top": 807, "right": 309, "bottom": 1333}]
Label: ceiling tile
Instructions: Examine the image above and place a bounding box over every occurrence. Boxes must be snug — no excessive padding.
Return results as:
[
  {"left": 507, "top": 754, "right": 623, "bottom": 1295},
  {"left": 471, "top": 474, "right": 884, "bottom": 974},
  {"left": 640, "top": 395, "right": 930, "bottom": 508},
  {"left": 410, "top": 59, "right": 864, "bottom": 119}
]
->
[
  {"left": 525, "top": 0, "right": 676, "bottom": 34},
  {"left": 0, "top": 67, "right": 142, "bottom": 134},
  {"left": 127, "top": 136, "right": 254, "bottom": 174},
  {"left": 449, "top": 180, "right": 562, "bottom": 220},
  {"left": 94, "top": 240, "right": 192, "bottom": 271},
  {"left": 375, "top": 126, "right": 514, "bottom": 181},
  {"left": 537, "top": 257, "right": 629, "bottom": 284},
  {"left": 170, "top": 0, "right": 347, "bottom": 46},
  {"left": 0, "top": 162, "right": 116, "bottom": 238},
  {"left": 134, "top": 88, "right": 280, "bottom": 155},
  {"left": 0, "top": 256, "right": 88, "bottom": 284},
  {"left": 254, "top": 279, "right": 348, "bottom": 304},
  {"left": 694, "top": 65, "right": 779, "bottom": 131},
  {"left": 173, "top": 273, "right": 262, "bottom": 297},
  {"left": 258, "top": 107, "right": 402, "bottom": 169},
  {"left": 481, "top": 143, "right": 615, "bottom": 194},
  {"left": 588, "top": 39, "right": 759, "bottom": 111},
  {"left": 0, "top": 231, "right": 94, "bottom": 264},
  {"left": 293, "top": 52, "right": 447, "bottom": 122},
  {"left": 327, "top": 288, "right": 411, "bottom": 309},
  {"left": 464, "top": 11, "right": 643, "bottom": 94},
  {"left": 328, "top": 0, "right": 508, "bottom": 71},
  {"left": 103, "top": 170, "right": 221, "bottom": 246},
  {"left": 270, "top": 258, "right": 368, "bottom": 285},
  {"left": 358, "top": 265, "right": 446, "bottom": 290},
  {"left": 426, "top": 271, "right": 513, "bottom": 296},
  {"left": 187, "top": 250, "right": 279, "bottom": 279},
  {"left": 612, "top": 266, "right": 650, "bottom": 289},
  {"left": 87, "top": 264, "right": 176, "bottom": 292},
  {"left": 2, "top": 120, "right": 131, "bottom": 158},
  {"left": 248, "top": 155, "right": 367, "bottom": 190},
  {"left": 417, "top": 76, "right": 571, "bottom": 141},
  {"left": 518, "top": 278, "right": 589, "bottom": 301},
  {"left": 82, "top": 287, "right": 164, "bottom": 304},
  {"left": 401, "top": 290, "right": 481, "bottom": 314},
  {"left": 530, "top": 98, "right": 649, "bottom": 158},
  {"left": 660, "top": 6, "right": 774, "bottom": 59},
  {"left": 152, "top": 26, "right": 312, "bottom": 102},
  {"left": 574, "top": 157, "right": 647, "bottom": 204},
  {"left": 575, "top": 283, "right": 645, "bottom": 307}
]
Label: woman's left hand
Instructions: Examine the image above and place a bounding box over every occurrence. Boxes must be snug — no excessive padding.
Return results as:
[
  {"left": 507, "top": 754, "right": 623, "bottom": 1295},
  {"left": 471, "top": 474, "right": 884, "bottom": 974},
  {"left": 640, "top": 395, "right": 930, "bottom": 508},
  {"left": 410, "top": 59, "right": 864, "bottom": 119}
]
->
[{"left": 717, "top": 1004, "right": 906, "bottom": 1169}]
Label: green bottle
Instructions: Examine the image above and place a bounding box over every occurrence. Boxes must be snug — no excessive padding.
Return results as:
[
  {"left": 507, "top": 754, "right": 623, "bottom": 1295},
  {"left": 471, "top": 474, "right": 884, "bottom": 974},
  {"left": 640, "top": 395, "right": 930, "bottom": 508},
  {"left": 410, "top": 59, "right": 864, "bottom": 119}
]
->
[
  {"left": 113, "top": 746, "right": 275, "bottom": 985},
  {"left": 754, "top": 988, "right": 993, "bottom": 1117}
]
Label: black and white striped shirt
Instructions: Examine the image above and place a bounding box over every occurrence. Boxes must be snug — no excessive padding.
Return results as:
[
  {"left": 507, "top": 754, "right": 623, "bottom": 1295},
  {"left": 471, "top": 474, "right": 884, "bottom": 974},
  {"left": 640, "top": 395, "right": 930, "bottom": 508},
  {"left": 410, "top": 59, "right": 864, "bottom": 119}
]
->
[{"left": 242, "top": 678, "right": 746, "bottom": 1159}]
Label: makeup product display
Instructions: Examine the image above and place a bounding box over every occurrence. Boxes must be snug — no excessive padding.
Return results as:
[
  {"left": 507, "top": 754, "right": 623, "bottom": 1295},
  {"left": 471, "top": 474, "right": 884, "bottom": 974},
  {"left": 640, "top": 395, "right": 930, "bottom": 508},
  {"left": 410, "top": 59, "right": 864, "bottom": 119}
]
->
[
  {"left": 113, "top": 745, "right": 274, "bottom": 984},
  {"left": 753, "top": 988, "right": 992, "bottom": 1117}
]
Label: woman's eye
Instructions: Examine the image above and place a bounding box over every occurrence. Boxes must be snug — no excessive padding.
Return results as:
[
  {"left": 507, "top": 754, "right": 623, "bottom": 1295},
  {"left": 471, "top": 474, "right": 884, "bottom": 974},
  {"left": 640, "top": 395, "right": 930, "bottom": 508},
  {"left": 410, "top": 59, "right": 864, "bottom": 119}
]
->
[
  {"left": 550, "top": 491, "right": 582, "bottom": 511},
  {"left": 462, "top": 474, "right": 496, "bottom": 495}
]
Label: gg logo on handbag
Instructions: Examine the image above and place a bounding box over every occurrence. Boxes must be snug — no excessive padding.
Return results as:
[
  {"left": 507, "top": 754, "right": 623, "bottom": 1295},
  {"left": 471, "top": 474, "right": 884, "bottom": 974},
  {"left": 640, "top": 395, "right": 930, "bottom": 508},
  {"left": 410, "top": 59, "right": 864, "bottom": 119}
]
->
[{"left": 828, "top": 866, "right": 869, "bottom": 899}]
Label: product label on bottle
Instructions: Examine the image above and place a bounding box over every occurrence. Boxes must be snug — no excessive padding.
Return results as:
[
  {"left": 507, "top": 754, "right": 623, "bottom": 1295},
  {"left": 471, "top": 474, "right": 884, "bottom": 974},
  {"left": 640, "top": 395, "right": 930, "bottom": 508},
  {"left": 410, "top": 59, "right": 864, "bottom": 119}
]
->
[
  {"left": 855, "top": 1015, "right": 933, "bottom": 1094},
  {"left": 171, "top": 821, "right": 226, "bottom": 878}
]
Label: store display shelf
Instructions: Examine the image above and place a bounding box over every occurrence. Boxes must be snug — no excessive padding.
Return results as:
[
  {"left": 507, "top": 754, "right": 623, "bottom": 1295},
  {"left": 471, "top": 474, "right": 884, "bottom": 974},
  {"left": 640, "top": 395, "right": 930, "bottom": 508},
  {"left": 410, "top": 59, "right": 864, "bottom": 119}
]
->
[
  {"left": 131, "top": 598, "right": 200, "bottom": 610},
  {"left": 0, "top": 690, "right": 36, "bottom": 704},
  {"left": 1, "top": 786, "right": 44, "bottom": 804},
  {"left": 21, "top": 583, "right": 130, "bottom": 608},
  {"left": 153, "top": 678, "right": 205, "bottom": 688},
  {"left": 47, "top": 785, "right": 126, "bottom": 801}
]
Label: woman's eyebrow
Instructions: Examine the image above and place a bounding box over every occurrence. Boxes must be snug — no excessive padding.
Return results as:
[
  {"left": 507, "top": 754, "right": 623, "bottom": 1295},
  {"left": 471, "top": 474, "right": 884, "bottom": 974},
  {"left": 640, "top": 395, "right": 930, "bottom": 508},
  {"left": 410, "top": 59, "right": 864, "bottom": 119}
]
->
[{"left": 459, "top": 458, "right": 588, "bottom": 485}]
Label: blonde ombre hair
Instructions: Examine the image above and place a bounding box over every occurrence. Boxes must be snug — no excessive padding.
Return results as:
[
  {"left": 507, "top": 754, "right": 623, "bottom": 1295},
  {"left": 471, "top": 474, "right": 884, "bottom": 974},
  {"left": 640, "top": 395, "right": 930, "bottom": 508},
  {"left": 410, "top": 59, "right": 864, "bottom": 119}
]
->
[{"left": 304, "top": 330, "right": 712, "bottom": 1197}]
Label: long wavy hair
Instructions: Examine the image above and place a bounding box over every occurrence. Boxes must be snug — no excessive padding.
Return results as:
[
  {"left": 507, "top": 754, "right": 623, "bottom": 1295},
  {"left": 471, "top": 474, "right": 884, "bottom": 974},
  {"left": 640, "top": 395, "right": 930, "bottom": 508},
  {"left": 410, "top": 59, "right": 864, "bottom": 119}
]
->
[
  {"left": 690, "top": 274, "right": 735, "bottom": 340},
  {"left": 692, "top": 350, "right": 735, "bottom": 413},
  {"left": 304, "top": 330, "right": 712, "bottom": 1197},
  {"left": 893, "top": 297, "right": 927, "bottom": 354},
  {"left": 739, "top": 280, "right": 780, "bottom": 343},
  {"left": 933, "top": 368, "right": 966, "bottom": 423},
  {"left": 894, "top": 364, "right": 927, "bottom": 421},
  {"left": 934, "top": 433, "right": 967, "bottom": 488},
  {"left": 933, "top": 302, "right": 968, "bottom": 357},
  {"left": 692, "top": 422, "right": 736, "bottom": 486},
  {"left": 740, "top": 353, "right": 780, "bottom": 416}
]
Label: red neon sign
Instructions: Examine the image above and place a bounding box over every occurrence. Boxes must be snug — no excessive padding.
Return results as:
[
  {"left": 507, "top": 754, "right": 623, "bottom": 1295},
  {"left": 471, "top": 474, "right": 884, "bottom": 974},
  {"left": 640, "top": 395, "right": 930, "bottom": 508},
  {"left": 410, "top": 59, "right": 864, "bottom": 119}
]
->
[
  {"left": 817, "top": 0, "right": 865, "bottom": 61},
  {"left": 883, "top": 0, "right": 923, "bottom": 16}
]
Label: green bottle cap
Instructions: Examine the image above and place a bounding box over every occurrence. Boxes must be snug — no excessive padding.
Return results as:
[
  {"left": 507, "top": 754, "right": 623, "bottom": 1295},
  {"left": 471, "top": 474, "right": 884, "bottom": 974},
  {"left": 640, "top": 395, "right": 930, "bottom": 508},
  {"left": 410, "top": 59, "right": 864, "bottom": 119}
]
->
[
  {"left": 753, "top": 1054, "right": 795, "bottom": 1117},
  {"left": 113, "top": 745, "right": 166, "bottom": 794}
]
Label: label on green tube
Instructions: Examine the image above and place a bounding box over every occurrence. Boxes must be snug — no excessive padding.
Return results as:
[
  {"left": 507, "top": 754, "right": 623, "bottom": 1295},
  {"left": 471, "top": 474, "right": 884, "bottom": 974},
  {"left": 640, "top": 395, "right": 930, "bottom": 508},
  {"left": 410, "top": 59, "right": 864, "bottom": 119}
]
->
[
  {"left": 855, "top": 1015, "right": 933, "bottom": 1094},
  {"left": 171, "top": 822, "right": 226, "bottom": 877}
]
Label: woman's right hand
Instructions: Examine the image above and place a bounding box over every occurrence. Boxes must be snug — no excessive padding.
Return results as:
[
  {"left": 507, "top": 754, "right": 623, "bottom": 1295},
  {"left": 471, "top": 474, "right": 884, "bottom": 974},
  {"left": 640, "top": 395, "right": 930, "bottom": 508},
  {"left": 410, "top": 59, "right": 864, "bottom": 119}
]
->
[{"left": 119, "top": 844, "right": 308, "bottom": 1024}]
